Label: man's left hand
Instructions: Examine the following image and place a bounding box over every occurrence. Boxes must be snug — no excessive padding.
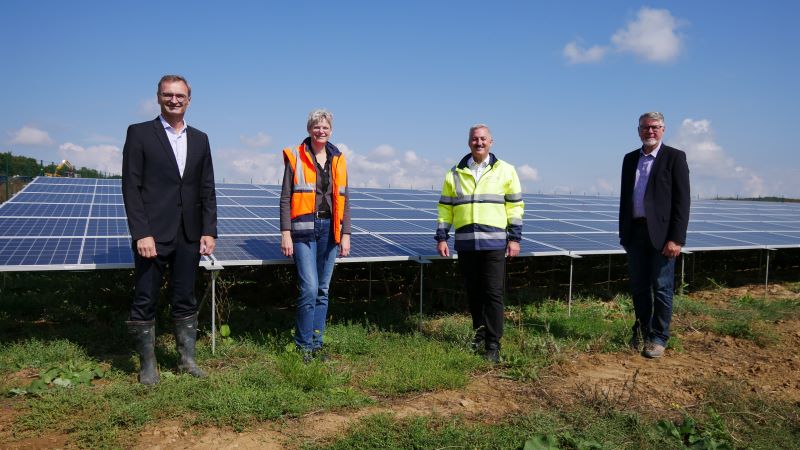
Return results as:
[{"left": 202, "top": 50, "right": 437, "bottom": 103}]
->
[
  {"left": 662, "top": 240, "right": 682, "bottom": 258},
  {"left": 506, "top": 240, "right": 520, "bottom": 257},
  {"left": 200, "top": 235, "right": 216, "bottom": 255}
]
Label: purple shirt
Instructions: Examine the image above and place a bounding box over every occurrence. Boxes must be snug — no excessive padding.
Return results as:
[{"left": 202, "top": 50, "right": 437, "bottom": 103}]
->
[{"left": 632, "top": 143, "right": 661, "bottom": 218}]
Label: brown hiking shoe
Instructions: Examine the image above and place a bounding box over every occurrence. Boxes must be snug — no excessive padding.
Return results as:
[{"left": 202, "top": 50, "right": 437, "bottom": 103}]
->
[{"left": 643, "top": 342, "right": 665, "bottom": 359}]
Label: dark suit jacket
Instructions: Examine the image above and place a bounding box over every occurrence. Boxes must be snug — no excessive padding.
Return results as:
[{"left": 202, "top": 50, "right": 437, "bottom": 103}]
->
[
  {"left": 122, "top": 117, "right": 217, "bottom": 243},
  {"left": 619, "top": 144, "right": 690, "bottom": 250}
]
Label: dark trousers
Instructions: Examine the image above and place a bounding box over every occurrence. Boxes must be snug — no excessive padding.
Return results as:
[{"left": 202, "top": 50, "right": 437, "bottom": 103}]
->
[
  {"left": 458, "top": 249, "right": 506, "bottom": 348},
  {"left": 130, "top": 222, "right": 201, "bottom": 321},
  {"left": 626, "top": 222, "right": 676, "bottom": 346}
]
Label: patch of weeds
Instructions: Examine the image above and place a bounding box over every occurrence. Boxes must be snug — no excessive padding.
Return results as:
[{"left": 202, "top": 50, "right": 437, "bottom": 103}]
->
[
  {"left": 501, "top": 325, "right": 563, "bottom": 381},
  {"left": 657, "top": 409, "right": 733, "bottom": 449},
  {"left": 419, "top": 314, "right": 473, "bottom": 348},
  {"left": 523, "top": 298, "right": 630, "bottom": 350},
  {"left": 705, "top": 277, "right": 727, "bottom": 291},
  {"left": 274, "top": 347, "right": 350, "bottom": 392},
  {"left": 575, "top": 369, "right": 642, "bottom": 412},
  {"left": 0, "top": 338, "right": 93, "bottom": 372},
  {"left": 9, "top": 361, "right": 104, "bottom": 396},
  {"left": 356, "top": 333, "right": 482, "bottom": 394},
  {"left": 691, "top": 376, "right": 800, "bottom": 449},
  {"left": 674, "top": 295, "right": 713, "bottom": 317},
  {"left": 311, "top": 408, "right": 673, "bottom": 450},
  {"left": 732, "top": 295, "right": 800, "bottom": 321}
]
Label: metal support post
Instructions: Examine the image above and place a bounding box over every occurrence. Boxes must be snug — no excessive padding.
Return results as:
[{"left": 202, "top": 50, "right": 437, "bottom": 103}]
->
[
  {"left": 368, "top": 262, "right": 372, "bottom": 301},
  {"left": 567, "top": 255, "right": 582, "bottom": 317},
  {"left": 201, "top": 255, "right": 224, "bottom": 354},
  {"left": 418, "top": 259, "right": 432, "bottom": 331},
  {"left": 212, "top": 271, "right": 217, "bottom": 354},
  {"left": 419, "top": 263, "right": 424, "bottom": 331},
  {"left": 765, "top": 249, "right": 775, "bottom": 299}
]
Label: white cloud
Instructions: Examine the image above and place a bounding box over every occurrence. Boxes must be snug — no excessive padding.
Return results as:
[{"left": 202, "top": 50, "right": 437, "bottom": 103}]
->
[
  {"left": 611, "top": 7, "right": 684, "bottom": 63},
  {"left": 669, "top": 118, "right": 765, "bottom": 197},
  {"left": 215, "top": 148, "right": 283, "bottom": 185},
  {"left": 9, "top": 126, "right": 54, "bottom": 145},
  {"left": 563, "top": 7, "right": 685, "bottom": 64},
  {"left": 517, "top": 164, "right": 540, "bottom": 181},
  {"left": 341, "top": 143, "right": 449, "bottom": 190},
  {"left": 563, "top": 41, "right": 609, "bottom": 64},
  {"left": 58, "top": 142, "right": 122, "bottom": 175},
  {"left": 239, "top": 132, "right": 272, "bottom": 148},
  {"left": 138, "top": 98, "right": 159, "bottom": 117}
]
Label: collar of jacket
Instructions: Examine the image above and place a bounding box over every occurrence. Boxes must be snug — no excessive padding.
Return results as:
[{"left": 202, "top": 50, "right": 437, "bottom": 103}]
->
[
  {"left": 457, "top": 152, "right": 497, "bottom": 170},
  {"left": 301, "top": 137, "right": 342, "bottom": 157}
]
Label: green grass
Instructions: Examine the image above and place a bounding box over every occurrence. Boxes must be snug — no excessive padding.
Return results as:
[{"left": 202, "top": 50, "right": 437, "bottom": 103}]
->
[
  {"left": 675, "top": 294, "right": 799, "bottom": 346},
  {"left": 2, "top": 270, "right": 799, "bottom": 448}
]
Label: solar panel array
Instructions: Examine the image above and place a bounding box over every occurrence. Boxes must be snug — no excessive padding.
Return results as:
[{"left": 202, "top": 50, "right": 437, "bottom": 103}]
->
[{"left": 1, "top": 177, "right": 799, "bottom": 271}]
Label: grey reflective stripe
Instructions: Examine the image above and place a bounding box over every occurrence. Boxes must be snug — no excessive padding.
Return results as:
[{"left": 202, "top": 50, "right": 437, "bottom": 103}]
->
[
  {"left": 292, "top": 148, "right": 315, "bottom": 192},
  {"left": 455, "top": 231, "right": 508, "bottom": 241},
  {"left": 451, "top": 194, "right": 506, "bottom": 206},
  {"left": 291, "top": 221, "right": 314, "bottom": 231},
  {"left": 508, "top": 218, "right": 523, "bottom": 226},
  {"left": 439, "top": 195, "right": 455, "bottom": 205},
  {"left": 505, "top": 192, "right": 523, "bottom": 202},
  {"left": 451, "top": 167, "right": 463, "bottom": 198},
  {"left": 437, "top": 222, "right": 452, "bottom": 230},
  {"left": 338, "top": 186, "right": 346, "bottom": 195}
]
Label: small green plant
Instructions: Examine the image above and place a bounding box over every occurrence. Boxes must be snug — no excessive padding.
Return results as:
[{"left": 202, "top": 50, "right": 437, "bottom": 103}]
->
[
  {"left": 657, "top": 410, "right": 733, "bottom": 449},
  {"left": 9, "top": 361, "right": 104, "bottom": 396}
]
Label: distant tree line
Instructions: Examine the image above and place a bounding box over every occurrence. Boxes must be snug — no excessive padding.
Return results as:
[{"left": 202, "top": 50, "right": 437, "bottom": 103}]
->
[{"left": 1, "top": 152, "right": 120, "bottom": 179}]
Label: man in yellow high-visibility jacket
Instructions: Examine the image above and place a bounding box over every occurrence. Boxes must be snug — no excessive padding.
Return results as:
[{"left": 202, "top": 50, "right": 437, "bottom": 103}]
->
[{"left": 436, "top": 124, "right": 524, "bottom": 363}]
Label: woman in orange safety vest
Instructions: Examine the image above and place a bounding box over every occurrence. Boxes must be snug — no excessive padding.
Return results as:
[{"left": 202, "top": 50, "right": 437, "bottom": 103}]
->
[{"left": 279, "top": 109, "right": 350, "bottom": 362}]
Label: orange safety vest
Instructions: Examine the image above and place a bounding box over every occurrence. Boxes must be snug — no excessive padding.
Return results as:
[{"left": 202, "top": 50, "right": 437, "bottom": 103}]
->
[{"left": 282, "top": 143, "right": 347, "bottom": 243}]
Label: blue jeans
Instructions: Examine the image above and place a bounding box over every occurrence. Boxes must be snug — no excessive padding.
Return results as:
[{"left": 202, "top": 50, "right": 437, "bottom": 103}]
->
[
  {"left": 626, "top": 223, "right": 676, "bottom": 347},
  {"left": 293, "top": 218, "right": 338, "bottom": 350}
]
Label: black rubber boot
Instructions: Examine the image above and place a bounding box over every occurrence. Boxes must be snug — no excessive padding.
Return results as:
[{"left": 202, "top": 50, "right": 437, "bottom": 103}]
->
[
  {"left": 174, "top": 313, "right": 207, "bottom": 378},
  {"left": 126, "top": 320, "right": 160, "bottom": 385}
]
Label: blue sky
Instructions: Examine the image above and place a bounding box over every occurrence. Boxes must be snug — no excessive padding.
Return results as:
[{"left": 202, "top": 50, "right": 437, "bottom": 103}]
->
[{"left": 2, "top": 1, "right": 799, "bottom": 198}]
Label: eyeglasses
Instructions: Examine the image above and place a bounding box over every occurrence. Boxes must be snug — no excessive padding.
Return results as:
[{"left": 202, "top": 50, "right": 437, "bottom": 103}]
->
[
  {"left": 159, "top": 92, "right": 189, "bottom": 102},
  {"left": 638, "top": 125, "right": 663, "bottom": 131}
]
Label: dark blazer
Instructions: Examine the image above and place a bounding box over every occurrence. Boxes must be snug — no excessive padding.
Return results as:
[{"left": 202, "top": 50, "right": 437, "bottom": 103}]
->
[
  {"left": 619, "top": 144, "right": 690, "bottom": 250},
  {"left": 122, "top": 117, "right": 217, "bottom": 243}
]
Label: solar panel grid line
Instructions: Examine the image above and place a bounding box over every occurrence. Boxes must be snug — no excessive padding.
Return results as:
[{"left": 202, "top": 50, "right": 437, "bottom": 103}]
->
[{"left": 76, "top": 179, "right": 99, "bottom": 264}]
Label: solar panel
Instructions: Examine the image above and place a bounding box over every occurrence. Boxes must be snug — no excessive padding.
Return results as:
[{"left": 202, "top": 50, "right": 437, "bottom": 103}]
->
[{"left": 1, "top": 177, "right": 799, "bottom": 271}]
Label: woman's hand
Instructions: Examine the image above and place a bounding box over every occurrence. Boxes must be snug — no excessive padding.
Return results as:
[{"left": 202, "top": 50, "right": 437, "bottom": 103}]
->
[
  {"left": 281, "top": 231, "right": 293, "bottom": 257},
  {"left": 339, "top": 233, "right": 351, "bottom": 257}
]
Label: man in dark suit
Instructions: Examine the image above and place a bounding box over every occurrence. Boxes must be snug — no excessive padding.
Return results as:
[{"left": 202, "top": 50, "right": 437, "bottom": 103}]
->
[
  {"left": 619, "top": 111, "right": 690, "bottom": 359},
  {"left": 122, "top": 74, "right": 217, "bottom": 384}
]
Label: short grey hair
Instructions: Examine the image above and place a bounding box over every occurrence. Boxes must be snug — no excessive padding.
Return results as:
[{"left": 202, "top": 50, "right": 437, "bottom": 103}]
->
[
  {"left": 158, "top": 74, "right": 191, "bottom": 97},
  {"left": 307, "top": 109, "right": 333, "bottom": 131},
  {"left": 638, "top": 111, "right": 664, "bottom": 125},
  {"left": 468, "top": 123, "right": 491, "bottom": 138}
]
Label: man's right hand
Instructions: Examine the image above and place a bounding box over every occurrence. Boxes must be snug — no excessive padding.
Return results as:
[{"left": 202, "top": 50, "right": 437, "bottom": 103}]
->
[
  {"left": 437, "top": 240, "right": 450, "bottom": 257},
  {"left": 136, "top": 236, "right": 157, "bottom": 258}
]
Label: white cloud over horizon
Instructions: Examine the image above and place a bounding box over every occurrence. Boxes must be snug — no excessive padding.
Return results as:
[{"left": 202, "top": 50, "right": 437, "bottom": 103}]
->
[
  {"left": 58, "top": 142, "right": 122, "bottom": 175},
  {"left": 8, "top": 126, "right": 54, "bottom": 146},
  {"left": 669, "top": 118, "right": 765, "bottom": 197},
  {"left": 240, "top": 132, "right": 272, "bottom": 148},
  {"left": 564, "top": 7, "right": 685, "bottom": 64}
]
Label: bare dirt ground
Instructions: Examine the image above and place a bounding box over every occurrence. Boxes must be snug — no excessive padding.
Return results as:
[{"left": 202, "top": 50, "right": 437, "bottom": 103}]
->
[{"left": 2, "top": 284, "right": 799, "bottom": 449}]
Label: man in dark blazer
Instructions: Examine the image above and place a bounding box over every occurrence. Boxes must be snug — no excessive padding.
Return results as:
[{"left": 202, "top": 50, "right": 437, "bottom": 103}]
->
[
  {"left": 619, "top": 111, "right": 690, "bottom": 359},
  {"left": 122, "top": 74, "right": 217, "bottom": 384}
]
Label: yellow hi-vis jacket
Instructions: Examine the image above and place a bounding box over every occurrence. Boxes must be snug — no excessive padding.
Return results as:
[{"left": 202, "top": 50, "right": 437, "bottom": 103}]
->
[
  {"left": 282, "top": 143, "right": 347, "bottom": 243},
  {"left": 436, "top": 153, "right": 524, "bottom": 251}
]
